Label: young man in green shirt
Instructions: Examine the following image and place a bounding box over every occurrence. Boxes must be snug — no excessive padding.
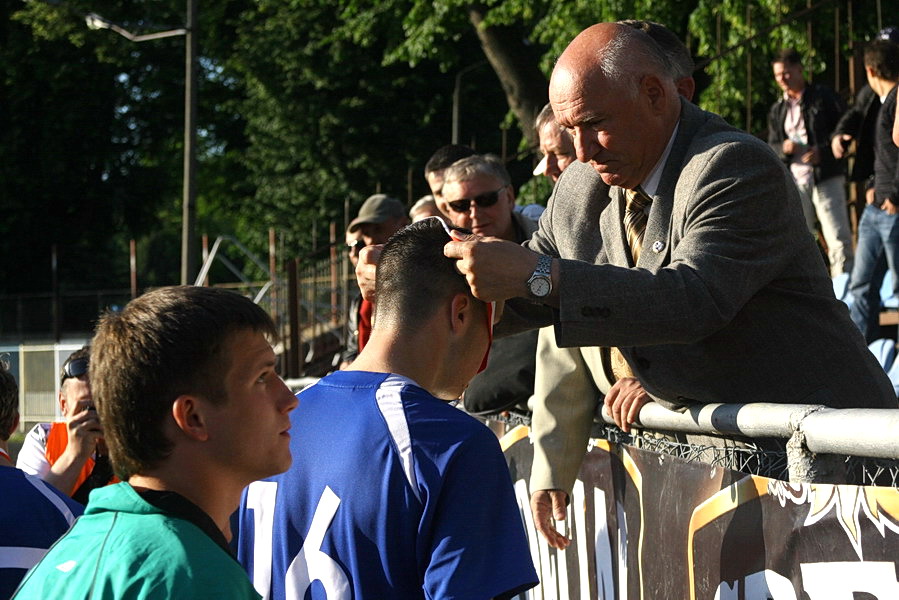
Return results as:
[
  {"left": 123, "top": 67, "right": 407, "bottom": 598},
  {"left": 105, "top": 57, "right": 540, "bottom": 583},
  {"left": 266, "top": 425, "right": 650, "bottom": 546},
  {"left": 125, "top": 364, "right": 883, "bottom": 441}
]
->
[{"left": 14, "top": 286, "right": 297, "bottom": 599}]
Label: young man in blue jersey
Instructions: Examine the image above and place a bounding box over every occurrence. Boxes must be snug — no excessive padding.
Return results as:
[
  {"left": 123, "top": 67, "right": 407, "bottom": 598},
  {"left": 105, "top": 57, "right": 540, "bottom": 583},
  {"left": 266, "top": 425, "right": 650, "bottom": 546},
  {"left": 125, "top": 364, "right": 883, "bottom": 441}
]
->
[
  {"left": 236, "top": 218, "right": 538, "bottom": 600},
  {"left": 0, "top": 358, "right": 83, "bottom": 597},
  {"left": 14, "top": 286, "right": 297, "bottom": 599}
]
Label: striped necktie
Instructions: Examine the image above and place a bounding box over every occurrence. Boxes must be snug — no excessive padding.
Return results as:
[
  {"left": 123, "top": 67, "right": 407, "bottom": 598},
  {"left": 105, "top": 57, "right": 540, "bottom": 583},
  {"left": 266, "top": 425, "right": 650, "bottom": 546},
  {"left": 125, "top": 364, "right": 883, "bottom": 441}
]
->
[
  {"left": 624, "top": 187, "right": 653, "bottom": 262},
  {"left": 604, "top": 187, "right": 654, "bottom": 384}
]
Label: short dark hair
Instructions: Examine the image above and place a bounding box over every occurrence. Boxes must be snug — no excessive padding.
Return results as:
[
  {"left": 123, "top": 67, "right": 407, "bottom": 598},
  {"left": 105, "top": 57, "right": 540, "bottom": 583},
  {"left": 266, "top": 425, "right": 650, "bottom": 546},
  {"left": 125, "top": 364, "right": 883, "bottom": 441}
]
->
[
  {"left": 773, "top": 48, "right": 803, "bottom": 66},
  {"left": 424, "top": 145, "right": 476, "bottom": 178},
  {"left": 619, "top": 20, "right": 694, "bottom": 81},
  {"left": 0, "top": 358, "right": 17, "bottom": 442},
  {"left": 374, "top": 219, "right": 481, "bottom": 329},
  {"left": 865, "top": 39, "right": 899, "bottom": 81},
  {"left": 92, "top": 286, "right": 278, "bottom": 479}
]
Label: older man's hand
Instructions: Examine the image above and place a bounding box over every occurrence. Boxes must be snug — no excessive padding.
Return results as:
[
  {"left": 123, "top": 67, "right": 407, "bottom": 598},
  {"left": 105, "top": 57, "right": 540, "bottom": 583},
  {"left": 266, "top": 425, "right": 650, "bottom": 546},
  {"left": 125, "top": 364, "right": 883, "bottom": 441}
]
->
[
  {"left": 604, "top": 377, "right": 650, "bottom": 433},
  {"left": 355, "top": 244, "right": 382, "bottom": 302},
  {"left": 443, "top": 231, "right": 544, "bottom": 302},
  {"left": 530, "top": 489, "right": 571, "bottom": 549}
]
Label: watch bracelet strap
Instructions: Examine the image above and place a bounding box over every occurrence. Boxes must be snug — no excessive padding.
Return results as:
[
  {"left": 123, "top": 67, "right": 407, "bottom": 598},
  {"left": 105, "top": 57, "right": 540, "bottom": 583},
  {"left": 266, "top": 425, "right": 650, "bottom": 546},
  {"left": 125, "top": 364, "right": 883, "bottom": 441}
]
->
[{"left": 535, "top": 254, "right": 552, "bottom": 276}]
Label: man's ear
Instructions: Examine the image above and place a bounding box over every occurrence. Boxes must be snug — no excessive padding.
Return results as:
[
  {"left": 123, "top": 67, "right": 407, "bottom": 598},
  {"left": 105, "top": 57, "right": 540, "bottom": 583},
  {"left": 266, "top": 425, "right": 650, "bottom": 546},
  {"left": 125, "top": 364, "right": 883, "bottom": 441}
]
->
[
  {"left": 864, "top": 65, "right": 877, "bottom": 81},
  {"left": 449, "top": 293, "right": 473, "bottom": 335},
  {"left": 641, "top": 74, "right": 668, "bottom": 113},
  {"left": 505, "top": 185, "right": 516, "bottom": 205},
  {"left": 57, "top": 386, "right": 67, "bottom": 415},
  {"left": 171, "top": 395, "right": 210, "bottom": 442}
]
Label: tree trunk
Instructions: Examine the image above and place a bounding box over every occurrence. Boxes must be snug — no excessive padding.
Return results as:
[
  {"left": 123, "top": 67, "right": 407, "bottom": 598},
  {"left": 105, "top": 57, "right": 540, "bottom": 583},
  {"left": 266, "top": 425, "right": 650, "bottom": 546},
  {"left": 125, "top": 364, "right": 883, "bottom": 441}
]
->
[{"left": 468, "top": 7, "right": 548, "bottom": 150}]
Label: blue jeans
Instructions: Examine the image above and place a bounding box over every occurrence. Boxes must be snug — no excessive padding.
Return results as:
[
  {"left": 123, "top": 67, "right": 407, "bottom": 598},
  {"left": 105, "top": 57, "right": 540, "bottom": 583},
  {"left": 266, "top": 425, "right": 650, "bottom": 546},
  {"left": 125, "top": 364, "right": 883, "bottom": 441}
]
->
[{"left": 849, "top": 204, "right": 899, "bottom": 342}]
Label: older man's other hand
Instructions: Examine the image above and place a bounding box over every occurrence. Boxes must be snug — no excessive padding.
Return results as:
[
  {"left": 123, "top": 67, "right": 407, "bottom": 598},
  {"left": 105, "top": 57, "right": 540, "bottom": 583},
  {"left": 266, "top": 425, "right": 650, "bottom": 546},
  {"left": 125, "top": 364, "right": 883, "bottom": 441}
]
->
[{"left": 530, "top": 489, "right": 571, "bottom": 549}]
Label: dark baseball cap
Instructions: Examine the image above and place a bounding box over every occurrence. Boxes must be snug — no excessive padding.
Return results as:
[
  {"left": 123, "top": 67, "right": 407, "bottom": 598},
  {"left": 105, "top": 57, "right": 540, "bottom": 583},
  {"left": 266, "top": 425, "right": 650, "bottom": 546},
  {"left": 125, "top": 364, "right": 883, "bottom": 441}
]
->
[{"left": 348, "top": 194, "right": 406, "bottom": 233}]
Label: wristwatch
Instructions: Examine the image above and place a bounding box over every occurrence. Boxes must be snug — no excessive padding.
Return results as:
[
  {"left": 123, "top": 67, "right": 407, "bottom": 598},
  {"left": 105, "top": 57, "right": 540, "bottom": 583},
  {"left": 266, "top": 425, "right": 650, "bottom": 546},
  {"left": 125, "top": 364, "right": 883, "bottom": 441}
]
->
[{"left": 526, "top": 254, "right": 553, "bottom": 298}]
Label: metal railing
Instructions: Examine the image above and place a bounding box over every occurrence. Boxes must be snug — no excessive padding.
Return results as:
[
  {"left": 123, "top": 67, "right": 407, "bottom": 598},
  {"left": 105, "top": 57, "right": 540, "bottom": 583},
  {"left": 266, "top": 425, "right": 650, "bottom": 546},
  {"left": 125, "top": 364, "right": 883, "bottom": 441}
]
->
[{"left": 491, "top": 399, "right": 899, "bottom": 486}]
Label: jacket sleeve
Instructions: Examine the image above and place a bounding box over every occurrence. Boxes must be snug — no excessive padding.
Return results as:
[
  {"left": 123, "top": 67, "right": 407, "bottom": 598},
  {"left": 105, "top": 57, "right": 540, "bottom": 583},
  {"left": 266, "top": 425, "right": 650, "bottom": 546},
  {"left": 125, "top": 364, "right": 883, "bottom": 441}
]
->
[
  {"left": 767, "top": 101, "right": 787, "bottom": 159},
  {"left": 831, "top": 85, "right": 869, "bottom": 139},
  {"left": 554, "top": 138, "right": 800, "bottom": 348}
]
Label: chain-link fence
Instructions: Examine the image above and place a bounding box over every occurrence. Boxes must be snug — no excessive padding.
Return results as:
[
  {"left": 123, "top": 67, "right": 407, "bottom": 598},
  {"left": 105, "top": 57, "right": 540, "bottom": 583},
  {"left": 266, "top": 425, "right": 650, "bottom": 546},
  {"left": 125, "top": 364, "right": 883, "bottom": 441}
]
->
[
  {"left": 491, "top": 410, "right": 899, "bottom": 487},
  {"left": 2, "top": 342, "right": 87, "bottom": 428}
]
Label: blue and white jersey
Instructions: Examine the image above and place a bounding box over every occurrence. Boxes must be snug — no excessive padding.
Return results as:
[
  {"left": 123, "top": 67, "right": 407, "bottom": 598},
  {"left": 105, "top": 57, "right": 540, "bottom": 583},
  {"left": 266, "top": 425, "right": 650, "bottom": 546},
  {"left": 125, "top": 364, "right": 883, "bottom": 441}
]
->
[
  {"left": 236, "top": 371, "right": 537, "bottom": 600},
  {"left": 0, "top": 466, "right": 83, "bottom": 598}
]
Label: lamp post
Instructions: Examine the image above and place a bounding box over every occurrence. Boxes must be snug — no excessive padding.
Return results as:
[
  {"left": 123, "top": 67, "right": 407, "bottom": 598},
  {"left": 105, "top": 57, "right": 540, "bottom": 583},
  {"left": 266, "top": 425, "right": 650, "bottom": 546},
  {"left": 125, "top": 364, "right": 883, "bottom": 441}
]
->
[
  {"left": 86, "top": 1, "right": 198, "bottom": 285},
  {"left": 451, "top": 61, "right": 486, "bottom": 145}
]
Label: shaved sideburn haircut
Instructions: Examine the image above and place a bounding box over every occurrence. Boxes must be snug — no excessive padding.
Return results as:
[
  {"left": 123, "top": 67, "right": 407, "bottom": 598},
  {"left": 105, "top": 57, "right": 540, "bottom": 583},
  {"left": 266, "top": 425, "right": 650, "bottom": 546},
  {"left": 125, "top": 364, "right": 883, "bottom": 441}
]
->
[{"left": 373, "top": 219, "right": 481, "bottom": 330}]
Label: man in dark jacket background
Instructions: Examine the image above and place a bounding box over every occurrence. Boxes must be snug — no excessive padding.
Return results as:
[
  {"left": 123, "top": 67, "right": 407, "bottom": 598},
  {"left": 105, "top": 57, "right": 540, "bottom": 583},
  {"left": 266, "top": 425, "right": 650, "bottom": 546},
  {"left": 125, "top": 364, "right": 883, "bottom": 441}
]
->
[{"left": 768, "top": 48, "right": 852, "bottom": 277}]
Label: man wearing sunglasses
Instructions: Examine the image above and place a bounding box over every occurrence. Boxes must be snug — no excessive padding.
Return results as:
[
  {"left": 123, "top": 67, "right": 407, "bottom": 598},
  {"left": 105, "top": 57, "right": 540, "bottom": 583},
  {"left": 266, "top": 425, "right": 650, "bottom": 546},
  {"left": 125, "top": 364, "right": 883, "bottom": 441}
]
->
[
  {"left": 17, "top": 347, "right": 117, "bottom": 503},
  {"left": 436, "top": 155, "right": 541, "bottom": 418}
]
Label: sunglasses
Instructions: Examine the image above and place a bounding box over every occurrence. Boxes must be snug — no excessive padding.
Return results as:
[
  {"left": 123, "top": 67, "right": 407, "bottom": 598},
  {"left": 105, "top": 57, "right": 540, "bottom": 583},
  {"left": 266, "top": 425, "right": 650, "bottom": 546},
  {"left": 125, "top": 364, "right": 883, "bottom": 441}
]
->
[
  {"left": 446, "top": 187, "right": 505, "bottom": 214},
  {"left": 61, "top": 357, "right": 89, "bottom": 384},
  {"left": 346, "top": 239, "right": 366, "bottom": 255}
]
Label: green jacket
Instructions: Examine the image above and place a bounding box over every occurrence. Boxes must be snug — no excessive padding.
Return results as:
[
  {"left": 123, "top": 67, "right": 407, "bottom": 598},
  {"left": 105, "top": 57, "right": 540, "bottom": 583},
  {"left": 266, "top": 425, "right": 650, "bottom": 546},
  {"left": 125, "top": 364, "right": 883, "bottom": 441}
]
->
[{"left": 14, "top": 483, "right": 259, "bottom": 600}]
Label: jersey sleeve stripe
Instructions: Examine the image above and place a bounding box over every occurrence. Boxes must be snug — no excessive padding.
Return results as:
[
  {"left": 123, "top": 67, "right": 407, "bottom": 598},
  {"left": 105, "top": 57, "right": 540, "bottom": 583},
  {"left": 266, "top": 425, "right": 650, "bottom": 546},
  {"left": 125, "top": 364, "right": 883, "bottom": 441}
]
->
[
  {"left": 375, "top": 375, "right": 421, "bottom": 502},
  {"left": 25, "top": 473, "right": 78, "bottom": 525}
]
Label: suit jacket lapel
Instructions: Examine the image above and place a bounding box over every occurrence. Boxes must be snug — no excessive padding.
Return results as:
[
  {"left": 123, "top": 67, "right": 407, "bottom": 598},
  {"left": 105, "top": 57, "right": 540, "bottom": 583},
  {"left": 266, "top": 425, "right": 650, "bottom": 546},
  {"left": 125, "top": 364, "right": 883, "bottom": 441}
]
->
[
  {"left": 600, "top": 187, "right": 633, "bottom": 267},
  {"left": 636, "top": 99, "right": 707, "bottom": 270}
]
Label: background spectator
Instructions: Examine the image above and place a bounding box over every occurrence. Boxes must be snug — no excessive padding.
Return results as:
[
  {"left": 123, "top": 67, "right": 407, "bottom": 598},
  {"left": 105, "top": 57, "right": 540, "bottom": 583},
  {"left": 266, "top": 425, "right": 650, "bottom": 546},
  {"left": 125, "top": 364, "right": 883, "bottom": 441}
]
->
[
  {"left": 768, "top": 48, "right": 852, "bottom": 277},
  {"left": 849, "top": 40, "right": 899, "bottom": 341},
  {"left": 16, "top": 347, "right": 117, "bottom": 503},
  {"left": 436, "top": 155, "right": 540, "bottom": 416}
]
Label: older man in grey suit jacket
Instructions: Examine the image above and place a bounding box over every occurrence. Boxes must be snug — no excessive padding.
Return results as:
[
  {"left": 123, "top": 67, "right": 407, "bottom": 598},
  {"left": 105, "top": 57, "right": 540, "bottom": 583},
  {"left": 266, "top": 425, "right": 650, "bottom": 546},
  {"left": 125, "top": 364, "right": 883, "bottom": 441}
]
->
[{"left": 441, "top": 22, "right": 897, "bottom": 545}]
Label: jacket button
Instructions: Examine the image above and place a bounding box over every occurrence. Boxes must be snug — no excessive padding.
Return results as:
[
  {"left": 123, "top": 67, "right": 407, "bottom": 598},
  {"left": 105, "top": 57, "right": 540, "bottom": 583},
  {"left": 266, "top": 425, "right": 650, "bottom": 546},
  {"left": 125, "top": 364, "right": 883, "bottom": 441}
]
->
[{"left": 599, "top": 307, "right": 611, "bottom": 318}]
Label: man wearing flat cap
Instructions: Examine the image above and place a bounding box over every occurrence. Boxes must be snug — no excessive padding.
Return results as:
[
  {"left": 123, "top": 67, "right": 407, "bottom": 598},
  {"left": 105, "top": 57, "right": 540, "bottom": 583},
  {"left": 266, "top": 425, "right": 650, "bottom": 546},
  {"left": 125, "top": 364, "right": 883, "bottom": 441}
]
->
[{"left": 343, "top": 194, "right": 409, "bottom": 365}]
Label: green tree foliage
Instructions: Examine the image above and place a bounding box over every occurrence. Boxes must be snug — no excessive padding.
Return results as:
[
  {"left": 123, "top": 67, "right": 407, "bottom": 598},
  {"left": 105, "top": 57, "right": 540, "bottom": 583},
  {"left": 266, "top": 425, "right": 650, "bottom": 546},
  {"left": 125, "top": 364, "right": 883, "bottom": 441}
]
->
[
  {"left": 689, "top": 0, "right": 885, "bottom": 136},
  {"left": 228, "top": 0, "right": 514, "bottom": 257},
  {"left": 2, "top": 0, "right": 889, "bottom": 303}
]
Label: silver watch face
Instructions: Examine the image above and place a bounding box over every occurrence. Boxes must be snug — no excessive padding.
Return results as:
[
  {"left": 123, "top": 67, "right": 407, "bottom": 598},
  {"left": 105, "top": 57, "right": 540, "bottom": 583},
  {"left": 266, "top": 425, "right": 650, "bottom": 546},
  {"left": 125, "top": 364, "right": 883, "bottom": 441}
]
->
[{"left": 529, "top": 276, "right": 551, "bottom": 297}]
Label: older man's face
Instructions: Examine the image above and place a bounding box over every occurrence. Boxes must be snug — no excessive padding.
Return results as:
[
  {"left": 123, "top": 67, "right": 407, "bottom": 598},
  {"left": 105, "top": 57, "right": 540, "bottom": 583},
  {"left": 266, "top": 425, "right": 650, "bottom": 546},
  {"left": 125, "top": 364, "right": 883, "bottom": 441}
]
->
[
  {"left": 439, "top": 174, "right": 514, "bottom": 240},
  {"left": 550, "top": 68, "right": 667, "bottom": 190}
]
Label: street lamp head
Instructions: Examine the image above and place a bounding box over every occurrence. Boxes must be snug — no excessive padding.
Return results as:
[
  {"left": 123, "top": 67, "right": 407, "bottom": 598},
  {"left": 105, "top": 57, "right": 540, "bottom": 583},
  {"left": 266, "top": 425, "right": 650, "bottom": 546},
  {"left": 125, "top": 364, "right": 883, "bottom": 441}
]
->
[{"left": 85, "top": 13, "right": 112, "bottom": 31}]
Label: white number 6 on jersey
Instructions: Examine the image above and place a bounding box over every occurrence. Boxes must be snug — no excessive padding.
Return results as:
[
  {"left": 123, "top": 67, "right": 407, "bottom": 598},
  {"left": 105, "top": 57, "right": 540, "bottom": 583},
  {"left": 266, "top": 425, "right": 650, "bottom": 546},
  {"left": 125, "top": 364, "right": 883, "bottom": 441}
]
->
[{"left": 285, "top": 486, "right": 350, "bottom": 599}]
